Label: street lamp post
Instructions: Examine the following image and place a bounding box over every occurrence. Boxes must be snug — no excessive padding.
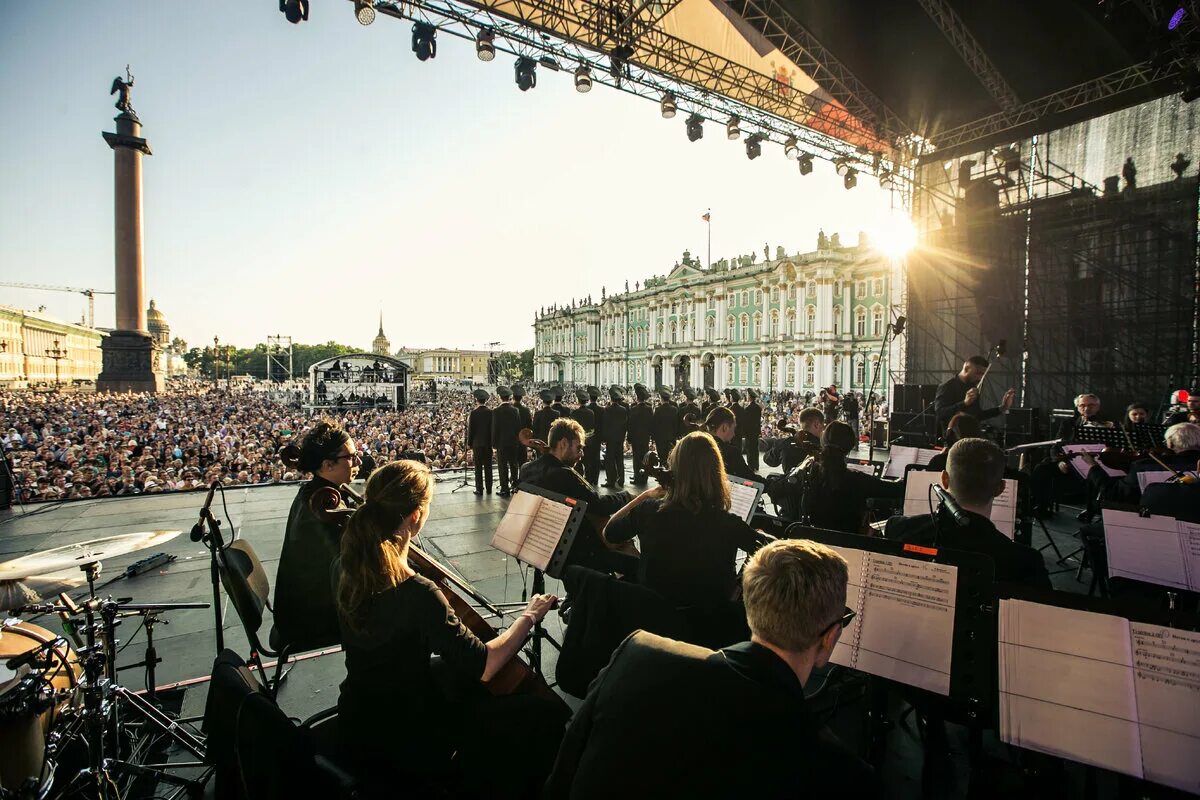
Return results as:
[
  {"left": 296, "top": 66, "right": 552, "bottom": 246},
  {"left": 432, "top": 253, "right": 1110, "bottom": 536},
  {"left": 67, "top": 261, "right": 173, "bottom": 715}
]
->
[
  {"left": 212, "top": 336, "right": 220, "bottom": 389},
  {"left": 45, "top": 338, "right": 67, "bottom": 388}
]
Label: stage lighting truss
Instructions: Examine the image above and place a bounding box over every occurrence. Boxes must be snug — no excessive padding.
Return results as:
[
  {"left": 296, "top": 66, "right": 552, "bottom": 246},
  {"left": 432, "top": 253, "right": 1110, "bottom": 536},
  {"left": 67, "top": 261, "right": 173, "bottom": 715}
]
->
[
  {"left": 351, "top": 0, "right": 912, "bottom": 188},
  {"left": 412, "top": 21, "right": 438, "bottom": 59},
  {"left": 355, "top": 0, "right": 376, "bottom": 25}
]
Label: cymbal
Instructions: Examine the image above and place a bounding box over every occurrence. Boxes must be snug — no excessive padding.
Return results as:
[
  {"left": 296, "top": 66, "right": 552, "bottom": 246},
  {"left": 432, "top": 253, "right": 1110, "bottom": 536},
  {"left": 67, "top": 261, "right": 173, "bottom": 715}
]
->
[{"left": 0, "top": 531, "right": 182, "bottom": 583}]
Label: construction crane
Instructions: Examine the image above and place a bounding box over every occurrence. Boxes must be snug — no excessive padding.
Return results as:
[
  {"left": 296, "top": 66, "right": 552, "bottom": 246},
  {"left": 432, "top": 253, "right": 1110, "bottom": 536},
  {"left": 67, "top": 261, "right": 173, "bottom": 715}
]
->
[{"left": 0, "top": 282, "right": 115, "bottom": 328}]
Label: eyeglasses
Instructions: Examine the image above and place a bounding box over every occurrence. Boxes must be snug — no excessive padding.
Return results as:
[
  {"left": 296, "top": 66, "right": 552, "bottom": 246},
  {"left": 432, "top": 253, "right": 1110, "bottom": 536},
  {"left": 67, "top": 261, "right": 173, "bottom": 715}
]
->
[
  {"left": 821, "top": 606, "right": 856, "bottom": 637},
  {"left": 333, "top": 452, "right": 362, "bottom": 463}
]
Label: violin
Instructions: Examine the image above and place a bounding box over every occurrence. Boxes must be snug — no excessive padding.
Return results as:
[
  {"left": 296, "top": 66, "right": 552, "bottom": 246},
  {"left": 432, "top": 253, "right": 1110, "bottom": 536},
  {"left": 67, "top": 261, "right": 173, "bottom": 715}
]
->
[
  {"left": 307, "top": 485, "right": 565, "bottom": 703},
  {"left": 642, "top": 451, "right": 674, "bottom": 487}
]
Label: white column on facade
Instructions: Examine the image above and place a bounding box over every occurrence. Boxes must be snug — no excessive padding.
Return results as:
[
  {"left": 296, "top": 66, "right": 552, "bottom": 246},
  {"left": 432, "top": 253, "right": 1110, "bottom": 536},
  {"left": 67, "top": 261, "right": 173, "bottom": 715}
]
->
[
  {"left": 792, "top": 354, "right": 802, "bottom": 391},
  {"left": 816, "top": 278, "right": 834, "bottom": 336},
  {"left": 716, "top": 291, "right": 726, "bottom": 343},
  {"left": 775, "top": 355, "right": 785, "bottom": 391}
]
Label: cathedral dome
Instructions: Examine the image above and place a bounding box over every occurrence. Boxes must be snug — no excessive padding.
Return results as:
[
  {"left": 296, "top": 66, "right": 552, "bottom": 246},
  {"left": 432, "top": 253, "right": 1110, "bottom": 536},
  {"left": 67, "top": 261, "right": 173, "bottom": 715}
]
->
[{"left": 147, "top": 299, "right": 169, "bottom": 343}]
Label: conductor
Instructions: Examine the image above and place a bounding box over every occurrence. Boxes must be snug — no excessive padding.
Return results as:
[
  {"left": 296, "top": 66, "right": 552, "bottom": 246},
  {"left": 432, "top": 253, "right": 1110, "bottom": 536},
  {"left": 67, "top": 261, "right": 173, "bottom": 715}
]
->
[{"left": 934, "top": 355, "right": 1015, "bottom": 429}]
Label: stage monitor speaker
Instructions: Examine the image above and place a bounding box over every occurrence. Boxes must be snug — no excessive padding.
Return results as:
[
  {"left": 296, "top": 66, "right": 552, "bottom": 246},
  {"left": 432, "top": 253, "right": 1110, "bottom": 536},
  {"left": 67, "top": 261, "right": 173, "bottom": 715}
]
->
[
  {"left": 872, "top": 420, "right": 888, "bottom": 448},
  {"left": 1006, "top": 407, "right": 1038, "bottom": 436}
]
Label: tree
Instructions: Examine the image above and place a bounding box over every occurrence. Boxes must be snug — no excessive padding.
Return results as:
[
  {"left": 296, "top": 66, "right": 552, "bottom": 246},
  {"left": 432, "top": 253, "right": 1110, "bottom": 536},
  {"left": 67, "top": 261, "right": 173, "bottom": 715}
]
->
[{"left": 519, "top": 348, "right": 534, "bottom": 381}]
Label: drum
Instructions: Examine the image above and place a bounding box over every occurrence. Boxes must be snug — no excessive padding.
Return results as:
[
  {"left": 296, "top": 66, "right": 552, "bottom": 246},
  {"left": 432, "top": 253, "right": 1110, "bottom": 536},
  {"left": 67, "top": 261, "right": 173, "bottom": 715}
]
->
[{"left": 0, "top": 620, "right": 80, "bottom": 796}]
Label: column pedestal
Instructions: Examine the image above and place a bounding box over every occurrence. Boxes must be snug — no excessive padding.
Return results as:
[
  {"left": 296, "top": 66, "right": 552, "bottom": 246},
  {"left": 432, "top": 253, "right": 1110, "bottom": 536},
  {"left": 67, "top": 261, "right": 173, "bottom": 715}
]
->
[{"left": 99, "top": 330, "right": 163, "bottom": 393}]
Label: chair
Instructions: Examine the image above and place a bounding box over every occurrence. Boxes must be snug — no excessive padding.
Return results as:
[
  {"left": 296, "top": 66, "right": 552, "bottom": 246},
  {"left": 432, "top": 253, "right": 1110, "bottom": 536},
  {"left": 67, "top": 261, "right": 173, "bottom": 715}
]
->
[
  {"left": 235, "top": 692, "right": 357, "bottom": 800},
  {"left": 217, "top": 539, "right": 292, "bottom": 696},
  {"left": 201, "top": 649, "right": 269, "bottom": 800}
]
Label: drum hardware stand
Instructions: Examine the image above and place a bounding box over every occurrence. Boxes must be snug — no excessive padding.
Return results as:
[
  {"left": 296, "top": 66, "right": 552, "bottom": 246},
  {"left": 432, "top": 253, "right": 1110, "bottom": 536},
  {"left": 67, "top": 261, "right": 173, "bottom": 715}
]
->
[
  {"left": 523, "top": 569, "right": 562, "bottom": 678},
  {"left": 80, "top": 561, "right": 103, "bottom": 601}
]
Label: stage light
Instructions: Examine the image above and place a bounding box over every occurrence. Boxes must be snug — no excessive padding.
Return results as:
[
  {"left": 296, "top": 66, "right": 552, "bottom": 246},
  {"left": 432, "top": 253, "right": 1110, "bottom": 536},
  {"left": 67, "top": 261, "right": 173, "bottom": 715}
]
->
[
  {"left": 994, "top": 146, "right": 1020, "bottom": 172},
  {"left": 1168, "top": 6, "right": 1186, "bottom": 30},
  {"left": 686, "top": 114, "right": 704, "bottom": 142},
  {"left": 412, "top": 22, "right": 437, "bottom": 61},
  {"left": 574, "top": 66, "right": 593, "bottom": 93},
  {"left": 726, "top": 116, "right": 741, "bottom": 140},
  {"left": 515, "top": 57, "right": 537, "bottom": 91},
  {"left": 660, "top": 93, "right": 677, "bottom": 119},
  {"left": 280, "top": 0, "right": 308, "bottom": 23},
  {"left": 875, "top": 214, "right": 917, "bottom": 258},
  {"left": 783, "top": 136, "right": 798, "bottom": 160},
  {"left": 843, "top": 167, "right": 858, "bottom": 190},
  {"left": 891, "top": 316, "right": 907, "bottom": 336},
  {"left": 354, "top": 0, "right": 375, "bottom": 25},
  {"left": 476, "top": 30, "right": 496, "bottom": 61},
  {"left": 1171, "top": 152, "right": 1191, "bottom": 178},
  {"left": 958, "top": 159, "right": 976, "bottom": 188},
  {"left": 745, "top": 133, "right": 763, "bottom": 160},
  {"left": 878, "top": 168, "right": 894, "bottom": 188},
  {"left": 797, "top": 153, "right": 813, "bottom": 175}
]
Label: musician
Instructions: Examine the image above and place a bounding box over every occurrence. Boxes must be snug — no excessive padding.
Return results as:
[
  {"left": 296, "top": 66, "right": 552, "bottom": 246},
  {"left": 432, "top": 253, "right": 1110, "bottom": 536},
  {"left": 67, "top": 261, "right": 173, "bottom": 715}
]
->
[
  {"left": 587, "top": 386, "right": 606, "bottom": 486},
  {"left": 1122, "top": 402, "right": 1150, "bottom": 429},
  {"left": 533, "top": 388, "right": 559, "bottom": 442},
  {"left": 492, "top": 386, "right": 521, "bottom": 498},
  {"left": 651, "top": 388, "right": 680, "bottom": 459},
  {"left": 518, "top": 418, "right": 635, "bottom": 573},
  {"left": 777, "top": 408, "right": 824, "bottom": 474},
  {"left": 275, "top": 419, "right": 358, "bottom": 650},
  {"left": 604, "top": 431, "right": 761, "bottom": 609},
  {"left": 1167, "top": 389, "right": 1200, "bottom": 425},
  {"left": 703, "top": 406, "right": 764, "bottom": 483},
  {"left": 627, "top": 384, "right": 654, "bottom": 486},
  {"left": 551, "top": 386, "right": 569, "bottom": 419},
  {"left": 602, "top": 386, "right": 629, "bottom": 489},
  {"left": 886, "top": 438, "right": 1050, "bottom": 589},
  {"left": 728, "top": 388, "right": 745, "bottom": 450},
  {"left": 933, "top": 355, "right": 1015, "bottom": 429},
  {"left": 1031, "top": 393, "right": 1110, "bottom": 517},
  {"left": 926, "top": 412, "right": 981, "bottom": 472},
  {"left": 544, "top": 539, "right": 875, "bottom": 799},
  {"left": 466, "top": 388, "right": 493, "bottom": 495},
  {"left": 512, "top": 384, "right": 533, "bottom": 466},
  {"left": 1080, "top": 422, "right": 1200, "bottom": 504},
  {"left": 793, "top": 422, "right": 904, "bottom": 534},
  {"left": 571, "top": 389, "right": 600, "bottom": 485},
  {"left": 842, "top": 390, "right": 861, "bottom": 440},
  {"left": 742, "top": 388, "right": 764, "bottom": 471},
  {"left": 335, "top": 460, "right": 566, "bottom": 796},
  {"left": 701, "top": 387, "right": 721, "bottom": 420},
  {"left": 1055, "top": 393, "right": 1110, "bottom": 439}
]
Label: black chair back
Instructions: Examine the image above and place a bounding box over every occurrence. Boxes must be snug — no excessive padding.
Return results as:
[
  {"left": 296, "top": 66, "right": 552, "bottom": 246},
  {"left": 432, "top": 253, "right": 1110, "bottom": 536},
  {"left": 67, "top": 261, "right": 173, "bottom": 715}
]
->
[
  {"left": 219, "top": 539, "right": 271, "bottom": 651},
  {"left": 202, "top": 649, "right": 268, "bottom": 800},
  {"left": 236, "top": 692, "right": 309, "bottom": 800}
]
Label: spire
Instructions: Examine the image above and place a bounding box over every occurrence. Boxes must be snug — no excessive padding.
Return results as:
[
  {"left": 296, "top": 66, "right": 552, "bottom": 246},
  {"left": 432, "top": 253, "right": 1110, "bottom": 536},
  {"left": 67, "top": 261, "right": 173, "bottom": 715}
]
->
[{"left": 378, "top": 310, "right": 384, "bottom": 337}]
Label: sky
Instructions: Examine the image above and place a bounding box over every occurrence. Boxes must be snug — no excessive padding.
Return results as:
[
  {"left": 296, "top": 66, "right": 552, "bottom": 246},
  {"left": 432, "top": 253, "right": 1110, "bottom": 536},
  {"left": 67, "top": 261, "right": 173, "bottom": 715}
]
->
[{"left": 0, "top": 1, "right": 903, "bottom": 352}]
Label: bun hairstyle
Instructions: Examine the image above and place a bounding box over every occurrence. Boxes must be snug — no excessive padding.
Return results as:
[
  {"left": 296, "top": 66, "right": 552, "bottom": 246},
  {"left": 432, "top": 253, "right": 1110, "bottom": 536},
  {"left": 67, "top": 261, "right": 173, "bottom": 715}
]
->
[
  {"left": 816, "top": 421, "right": 856, "bottom": 491},
  {"left": 298, "top": 419, "right": 351, "bottom": 473},
  {"left": 337, "top": 460, "right": 434, "bottom": 635}
]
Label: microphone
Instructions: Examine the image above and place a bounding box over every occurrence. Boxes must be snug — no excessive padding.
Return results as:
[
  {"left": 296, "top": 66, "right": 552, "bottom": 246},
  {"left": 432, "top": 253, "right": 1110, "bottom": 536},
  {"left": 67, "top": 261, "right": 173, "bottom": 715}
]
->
[
  {"left": 190, "top": 480, "right": 221, "bottom": 542},
  {"left": 932, "top": 483, "right": 970, "bottom": 527}
]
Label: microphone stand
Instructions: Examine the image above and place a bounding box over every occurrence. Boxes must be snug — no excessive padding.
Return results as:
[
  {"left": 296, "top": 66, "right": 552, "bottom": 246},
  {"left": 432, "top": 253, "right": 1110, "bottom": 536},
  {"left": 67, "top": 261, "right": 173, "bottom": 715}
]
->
[
  {"left": 866, "top": 318, "right": 904, "bottom": 463},
  {"left": 190, "top": 485, "right": 227, "bottom": 653}
]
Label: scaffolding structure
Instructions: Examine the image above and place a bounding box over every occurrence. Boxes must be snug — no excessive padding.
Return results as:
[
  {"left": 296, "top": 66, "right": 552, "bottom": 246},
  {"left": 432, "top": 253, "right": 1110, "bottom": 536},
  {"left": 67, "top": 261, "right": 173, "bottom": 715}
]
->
[{"left": 266, "top": 335, "right": 293, "bottom": 382}]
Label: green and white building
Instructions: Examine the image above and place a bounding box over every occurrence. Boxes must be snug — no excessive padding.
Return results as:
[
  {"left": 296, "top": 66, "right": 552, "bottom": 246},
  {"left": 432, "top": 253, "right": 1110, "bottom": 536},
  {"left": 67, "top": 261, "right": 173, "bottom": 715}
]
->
[{"left": 533, "top": 232, "right": 903, "bottom": 395}]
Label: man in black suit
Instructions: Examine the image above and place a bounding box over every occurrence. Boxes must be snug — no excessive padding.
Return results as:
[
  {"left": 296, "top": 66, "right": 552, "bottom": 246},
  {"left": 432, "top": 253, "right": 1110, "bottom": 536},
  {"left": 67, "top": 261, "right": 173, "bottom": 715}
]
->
[
  {"left": 701, "top": 387, "right": 720, "bottom": 420},
  {"left": 551, "top": 386, "right": 569, "bottom": 419},
  {"left": 627, "top": 383, "right": 654, "bottom": 486},
  {"left": 729, "top": 388, "right": 746, "bottom": 451},
  {"left": 512, "top": 384, "right": 534, "bottom": 467},
  {"left": 586, "top": 386, "right": 605, "bottom": 486},
  {"left": 886, "top": 438, "right": 1050, "bottom": 589},
  {"left": 651, "top": 388, "right": 679, "bottom": 460},
  {"left": 602, "top": 386, "right": 629, "bottom": 488},
  {"left": 704, "top": 406, "right": 765, "bottom": 483},
  {"left": 466, "top": 388, "right": 494, "bottom": 495},
  {"left": 534, "top": 388, "right": 560, "bottom": 442},
  {"left": 677, "top": 387, "right": 702, "bottom": 432},
  {"left": 1166, "top": 389, "right": 1200, "bottom": 425},
  {"left": 1031, "top": 392, "right": 1111, "bottom": 518},
  {"left": 934, "top": 355, "right": 1015, "bottom": 429},
  {"left": 571, "top": 389, "right": 599, "bottom": 484},
  {"left": 545, "top": 539, "right": 874, "bottom": 799},
  {"left": 779, "top": 407, "right": 824, "bottom": 474},
  {"left": 492, "top": 386, "right": 522, "bottom": 497},
  {"left": 743, "top": 388, "right": 764, "bottom": 471}
]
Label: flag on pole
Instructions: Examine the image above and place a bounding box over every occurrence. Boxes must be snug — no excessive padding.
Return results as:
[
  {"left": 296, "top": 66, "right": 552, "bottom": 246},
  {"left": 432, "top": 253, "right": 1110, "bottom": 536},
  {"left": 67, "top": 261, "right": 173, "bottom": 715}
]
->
[{"left": 702, "top": 211, "right": 711, "bottom": 222}]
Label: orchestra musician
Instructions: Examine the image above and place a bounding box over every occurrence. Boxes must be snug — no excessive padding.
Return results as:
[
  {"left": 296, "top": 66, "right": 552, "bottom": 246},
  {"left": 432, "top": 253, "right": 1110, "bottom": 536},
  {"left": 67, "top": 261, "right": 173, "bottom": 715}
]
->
[
  {"left": 701, "top": 387, "right": 721, "bottom": 420},
  {"left": 926, "top": 412, "right": 982, "bottom": 472},
  {"left": 886, "top": 438, "right": 1050, "bottom": 589},
  {"left": 779, "top": 408, "right": 825, "bottom": 474},
  {"left": 1121, "top": 401, "right": 1150, "bottom": 429},
  {"left": 602, "top": 386, "right": 629, "bottom": 489},
  {"left": 742, "top": 388, "right": 764, "bottom": 471},
  {"left": 335, "top": 460, "right": 567, "bottom": 797},
  {"left": 933, "top": 355, "right": 1015, "bottom": 429},
  {"left": 1079, "top": 422, "right": 1200, "bottom": 504},
  {"left": 492, "top": 386, "right": 521, "bottom": 498},
  {"left": 602, "top": 431, "right": 761, "bottom": 642},
  {"left": 275, "top": 419, "right": 359, "bottom": 649},
  {"left": 551, "top": 385, "right": 569, "bottom": 419},
  {"left": 1167, "top": 389, "right": 1200, "bottom": 425},
  {"left": 728, "top": 388, "right": 746, "bottom": 450},
  {"left": 1030, "top": 392, "right": 1110, "bottom": 518},
  {"left": 627, "top": 384, "right": 654, "bottom": 486},
  {"left": 466, "top": 388, "right": 494, "bottom": 495},
  {"left": 533, "top": 388, "right": 560, "bottom": 442},
  {"left": 544, "top": 539, "right": 875, "bottom": 799},
  {"left": 792, "top": 421, "right": 904, "bottom": 534},
  {"left": 511, "top": 384, "right": 533, "bottom": 467},
  {"left": 651, "top": 388, "right": 680, "bottom": 458},
  {"left": 571, "top": 389, "right": 600, "bottom": 485},
  {"left": 677, "top": 387, "right": 702, "bottom": 431},
  {"left": 703, "top": 406, "right": 764, "bottom": 483}
]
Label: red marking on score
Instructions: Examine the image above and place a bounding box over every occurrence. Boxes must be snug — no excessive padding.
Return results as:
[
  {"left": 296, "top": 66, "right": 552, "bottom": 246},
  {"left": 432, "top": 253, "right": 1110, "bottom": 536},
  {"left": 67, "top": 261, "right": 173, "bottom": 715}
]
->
[
  {"left": 903, "top": 544, "right": 938, "bottom": 557},
  {"left": 563, "top": 497, "right": 576, "bottom": 505}
]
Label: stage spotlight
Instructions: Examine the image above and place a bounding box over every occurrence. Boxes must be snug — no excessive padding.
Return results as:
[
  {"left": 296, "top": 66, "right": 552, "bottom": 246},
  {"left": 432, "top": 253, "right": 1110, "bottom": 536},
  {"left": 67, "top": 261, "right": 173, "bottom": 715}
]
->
[
  {"left": 783, "top": 136, "right": 798, "bottom": 160},
  {"left": 891, "top": 315, "right": 907, "bottom": 336},
  {"left": 280, "top": 0, "right": 308, "bottom": 23},
  {"left": 745, "top": 133, "right": 763, "bottom": 160},
  {"left": 660, "top": 93, "right": 677, "bottom": 119},
  {"left": 797, "top": 152, "right": 813, "bottom": 175},
  {"left": 878, "top": 168, "right": 894, "bottom": 188},
  {"left": 515, "top": 57, "right": 537, "bottom": 91},
  {"left": 726, "top": 116, "right": 741, "bottom": 140},
  {"left": 1171, "top": 152, "right": 1191, "bottom": 178},
  {"left": 574, "top": 65, "right": 593, "bottom": 93},
  {"left": 412, "top": 22, "right": 437, "bottom": 61},
  {"left": 354, "top": 0, "right": 375, "bottom": 25},
  {"left": 843, "top": 167, "right": 858, "bottom": 190},
  {"left": 876, "top": 214, "right": 917, "bottom": 258},
  {"left": 476, "top": 30, "right": 496, "bottom": 61},
  {"left": 686, "top": 113, "right": 704, "bottom": 142},
  {"left": 994, "top": 146, "right": 1020, "bottom": 172}
]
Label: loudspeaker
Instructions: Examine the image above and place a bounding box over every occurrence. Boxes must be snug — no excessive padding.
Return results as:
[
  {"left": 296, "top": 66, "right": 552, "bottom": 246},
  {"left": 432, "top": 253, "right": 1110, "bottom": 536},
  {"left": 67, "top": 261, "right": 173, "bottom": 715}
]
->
[
  {"left": 1005, "top": 407, "right": 1038, "bottom": 436},
  {"left": 891, "top": 411, "right": 936, "bottom": 439},
  {"left": 893, "top": 384, "right": 938, "bottom": 414},
  {"left": 872, "top": 420, "right": 888, "bottom": 448}
]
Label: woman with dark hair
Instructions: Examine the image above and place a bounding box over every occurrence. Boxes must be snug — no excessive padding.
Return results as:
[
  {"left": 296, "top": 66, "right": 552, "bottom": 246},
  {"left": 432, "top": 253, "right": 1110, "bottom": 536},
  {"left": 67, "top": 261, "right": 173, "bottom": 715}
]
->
[
  {"left": 802, "top": 421, "right": 904, "bottom": 534},
  {"left": 603, "top": 432, "right": 761, "bottom": 643},
  {"left": 927, "top": 412, "right": 982, "bottom": 471},
  {"left": 336, "top": 460, "right": 564, "bottom": 797},
  {"left": 273, "top": 419, "right": 359, "bottom": 649},
  {"left": 1121, "top": 401, "right": 1150, "bottom": 430}
]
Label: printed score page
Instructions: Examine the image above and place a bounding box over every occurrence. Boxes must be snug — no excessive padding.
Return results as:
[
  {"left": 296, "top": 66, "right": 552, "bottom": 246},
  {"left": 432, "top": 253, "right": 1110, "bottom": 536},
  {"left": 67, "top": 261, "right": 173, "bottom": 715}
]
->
[
  {"left": 1130, "top": 623, "right": 1200, "bottom": 793},
  {"left": 883, "top": 446, "right": 940, "bottom": 478},
  {"left": 846, "top": 461, "right": 877, "bottom": 476},
  {"left": 828, "top": 546, "right": 958, "bottom": 695},
  {"left": 999, "top": 599, "right": 1143, "bottom": 779},
  {"left": 518, "top": 498, "right": 573, "bottom": 572},
  {"left": 1102, "top": 510, "right": 1195, "bottom": 591},
  {"left": 490, "top": 491, "right": 541, "bottom": 559},
  {"left": 727, "top": 479, "right": 760, "bottom": 524},
  {"left": 902, "top": 472, "right": 1016, "bottom": 540}
]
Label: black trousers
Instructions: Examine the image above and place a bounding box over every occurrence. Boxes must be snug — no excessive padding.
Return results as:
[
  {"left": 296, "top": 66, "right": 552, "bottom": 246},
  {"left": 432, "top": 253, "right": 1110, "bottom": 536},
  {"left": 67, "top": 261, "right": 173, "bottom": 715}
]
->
[
  {"left": 496, "top": 445, "right": 521, "bottom": 493},
  {"left": 743, "top": 435, "right": 760, "bottom": 471},
  {"left": 630, "top": 438, "right": 650, "bottom": 484},
  {"left": 604, "top": 438, "right": 626, "bottom": 486},
  {"left": 472, "top": 446, "right": 493, "bottom": 493},
  {"left": 584, "top": 442, "right": 602, "bottom": 487}
]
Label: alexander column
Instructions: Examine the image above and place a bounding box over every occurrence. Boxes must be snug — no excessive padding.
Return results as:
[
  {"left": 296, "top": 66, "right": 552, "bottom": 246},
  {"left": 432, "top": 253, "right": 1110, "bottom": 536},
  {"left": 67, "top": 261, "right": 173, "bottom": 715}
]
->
[{"left": 97, "top": 67, "right": 163, "bottom": 393}]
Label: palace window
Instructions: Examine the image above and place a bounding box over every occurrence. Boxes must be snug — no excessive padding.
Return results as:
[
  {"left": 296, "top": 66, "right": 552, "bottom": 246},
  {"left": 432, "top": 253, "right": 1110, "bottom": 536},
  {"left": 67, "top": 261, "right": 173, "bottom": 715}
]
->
[
  {"left": 738, "top": 356, "right": 748, "bottom": 384},
  {"left": 835, "top": 280, "right": 843, "bottom": 295},
  {"left": 754, "top": 289, "right": 762, "bottom": 305},
  {"left": 741, "top": 291, "right": 748, "bottom": 307},
  {"left": 855, "top": 357, "right": 866, "bottom": 385},
  {"left": 856, "top": 280, "right": 867, "bottom": 298},
  {"left": 806, "top": 306, "right": 816, "bottom": 336},
  {"left": 855, "top": 308, "right": 866, "bottom": 337},
  {"left": 806, "top": 280, "right": 816, "bottom": 298},
  {"left": 726, "top": 356, "right": 735, "bottom": 382},
  {"left": 771, "top": 287, "right": 779, "bottom": 303},
  {"left": 770, "top": 310, "right": 779, "bottom": 337},
  {"left": 705, "top": 315, "right": 715, "bottom": 340},
  {"left": 751, "top": 356, "right": 760, "bottom": 384},
  {"left": 872, "top": 278, "right": 884, "bottom": 297},
  {"left": 752, "top": 312, "right": 762, "bottom": 340},
  {"left": 786, "top": 357, "right": 796, "bottom": 384},
  {"left": 804, "top": 357, "right": 815, "bottom": 387},
  {"left": 787, "top": 309, "right": 796, "bottom": 336},
  {"left": 833, "top": 306, "right": 842, "bottom": 336},
  {"left": 872, "top": 307, "right": 884, "bottom": 336},
  {"left": 671, "top": 321, "right": 678, "bottom": 344},
  {"left": 740, "top": 314, "right": 749, "bottom": 341},
  {"left": 727, "top": 315, "right": 735, "bottom": 340}
]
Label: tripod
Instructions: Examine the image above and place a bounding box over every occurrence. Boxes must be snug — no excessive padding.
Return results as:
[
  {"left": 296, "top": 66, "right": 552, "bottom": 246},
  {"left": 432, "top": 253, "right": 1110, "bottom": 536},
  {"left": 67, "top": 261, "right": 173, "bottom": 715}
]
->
[{"left": 450, "top": 462, "right": 474, "bottom": 493}]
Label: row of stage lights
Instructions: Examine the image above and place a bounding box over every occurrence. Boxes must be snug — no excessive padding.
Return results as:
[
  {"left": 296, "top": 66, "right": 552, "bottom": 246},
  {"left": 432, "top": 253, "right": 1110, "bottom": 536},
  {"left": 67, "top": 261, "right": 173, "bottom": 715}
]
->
[{"left": 282, "top": 0, "right": 876, "bottom": 188}]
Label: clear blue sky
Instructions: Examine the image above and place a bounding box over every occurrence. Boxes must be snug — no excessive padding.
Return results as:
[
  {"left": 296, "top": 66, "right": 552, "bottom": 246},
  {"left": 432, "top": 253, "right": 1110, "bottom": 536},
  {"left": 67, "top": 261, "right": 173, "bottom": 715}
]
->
[{"left": 0, "top": 0, "right": 902, "bottom": 352}]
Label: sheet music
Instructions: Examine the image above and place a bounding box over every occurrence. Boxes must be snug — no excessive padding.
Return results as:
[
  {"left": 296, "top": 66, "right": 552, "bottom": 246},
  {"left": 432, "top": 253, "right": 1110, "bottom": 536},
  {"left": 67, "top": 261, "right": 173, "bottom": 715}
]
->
[
  {"left": 491, "top": 491, "right": 540, "bottom": 558},
  {"left": 999, "top": 599, "right": 1143, "bottom": 778},
  {"left": 1102, "top": 509, "right": 1195, "bottom": 590},
  {"left": 901, "top": 472, "right": 1016, "bottom": 540},
  {"left": 846, "top": 461, "right": 876, "bottom": 476},
  {"left": 519, "top": 497, "right": 572, "bottom": 571},
  {"left": 829, "top": 546, "right": 958, "bottom": 695},
  {"left": 1061, "top": 443, "right": 1125, "bottom": 479},
  {"left": 1136, "top": 471, "right": 1174, "bottom": 493},
  {"left": 727, "top": 480, "right": 760, "bottom": 523},
  {"left": 1131, "top": 624, "right": 1200, "bottom": 792},
  {"left": 883, "top": 445, "right": 940, "bottom": 478}
]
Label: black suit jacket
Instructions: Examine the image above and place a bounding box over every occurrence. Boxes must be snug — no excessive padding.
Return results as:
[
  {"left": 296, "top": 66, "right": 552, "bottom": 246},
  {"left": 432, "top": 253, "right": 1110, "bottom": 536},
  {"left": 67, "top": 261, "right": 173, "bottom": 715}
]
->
[
  {"left": 1054, "top": 415, "right": 1111, "bottom": 442},
  {"left": 934, "top": 375, "right": 1000, "bottom": 428},
  {"left": 466, "top": 405, "right": 492, "bottom": 448},
  {"left": 491, "top": 403, "right": 521, "bottom": 449},
  {"left": 743, "top": 401, "right": 763, "bottom": 439},
  {"left": 515, "top": 399, "right": 533, "bottom": 434},
  {"left": 1141, "top": 482, "right": 1200, "bottom": 522},
  {"left": 571, "top": 406, "right": 597, "bottom": 436},
  {"left": 533, "top": 406, "right": 559, "bottom": 442},
  {"left": 651, "top": 402, "right": 679, "bottom": 447},
  {"left": 886, "top": 509, "right": 1050, "bottom": 590},
  {"left": 719, "top": 438, "right": 764, "bottom": 483},
  {"left": 603, "top": 400, "right": 629, "bottom": 445},
  {"left": 626, "top": 402, "right": 653, "bottom": 445},
  {"left": 544, "top": 631, "right": 875, "bottom": 799},
  {"left": 588, "top": 401, "right": 605, "bottom": 440}
]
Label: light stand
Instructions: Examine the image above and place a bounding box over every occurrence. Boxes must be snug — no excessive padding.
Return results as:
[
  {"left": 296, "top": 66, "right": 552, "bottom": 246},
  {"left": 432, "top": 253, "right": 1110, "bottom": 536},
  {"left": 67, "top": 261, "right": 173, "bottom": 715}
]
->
[{"left": 866, "top": 316, "right": 905, "bottom": 464}]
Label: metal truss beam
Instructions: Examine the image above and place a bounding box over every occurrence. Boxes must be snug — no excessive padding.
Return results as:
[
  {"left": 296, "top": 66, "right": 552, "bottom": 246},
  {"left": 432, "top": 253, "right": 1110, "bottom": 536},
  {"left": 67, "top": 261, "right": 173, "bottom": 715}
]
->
[
  {"left": 919, "top": 56, "right": 1190, "bottom": 160},
  {"left": 914, "top": 0, "right": 1020, "bottom": 112},
  {"left": 721, "top": 0, "right": 911, "bottom": 142}
]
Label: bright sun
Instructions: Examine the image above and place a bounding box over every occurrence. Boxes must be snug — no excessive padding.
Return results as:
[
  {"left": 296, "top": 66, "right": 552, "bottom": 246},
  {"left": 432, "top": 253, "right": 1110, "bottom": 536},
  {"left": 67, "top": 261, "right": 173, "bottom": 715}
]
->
[{"left": 875, "top": 214, "right": 919, "bottom": 259}]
